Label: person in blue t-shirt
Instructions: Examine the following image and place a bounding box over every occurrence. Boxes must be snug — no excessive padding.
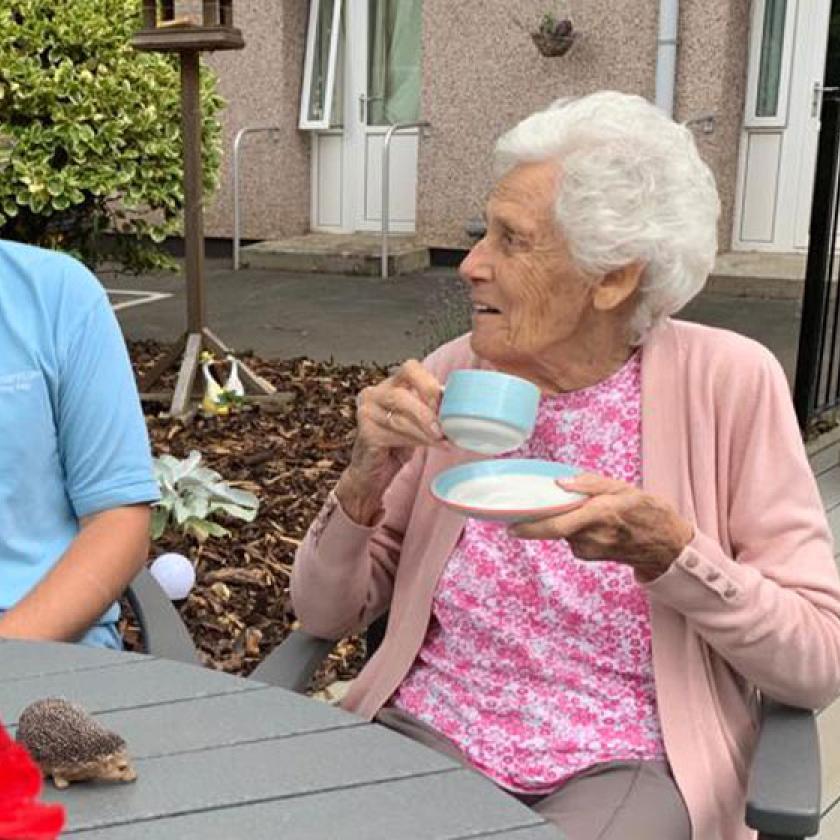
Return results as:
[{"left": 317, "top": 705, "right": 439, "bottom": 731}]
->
[{"left": 0, "top": 240, "right": 160, "bottom": 648}]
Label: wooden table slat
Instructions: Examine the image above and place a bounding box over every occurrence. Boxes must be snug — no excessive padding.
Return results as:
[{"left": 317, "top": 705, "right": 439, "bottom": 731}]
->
[
  {"left": 471, "top": 827, "right": 564, "bottom": 839},
  {"left": 0, "top": 639, "right": 143, "bottom": 681},
  {"left": 2, "top": 641, "right": 556, "bottom": 837},
  {"left": 819, "top": 696, "right": 840, "bottom": 816},
  {"left": 0, "top": 655, "right": 259, "bottom": 725},
  {"left": 10, "top": 688, "right": 363, "bottom": 758},
  {"left": 47, "top": 726, "right": 461, "bottom": 831},
  {"left": 60, "top": 770, "right": 546, "bottom": 840}
]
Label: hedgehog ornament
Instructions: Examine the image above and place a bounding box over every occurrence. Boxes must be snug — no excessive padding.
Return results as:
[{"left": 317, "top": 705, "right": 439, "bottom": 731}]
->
[{"left": 16, "top": 698, "right": 137, "bottom": 788}]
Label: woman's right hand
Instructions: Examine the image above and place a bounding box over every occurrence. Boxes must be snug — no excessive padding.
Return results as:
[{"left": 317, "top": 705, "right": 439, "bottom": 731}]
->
[{"left": 336, "top": 360, "right": 445, "bottom": 523}]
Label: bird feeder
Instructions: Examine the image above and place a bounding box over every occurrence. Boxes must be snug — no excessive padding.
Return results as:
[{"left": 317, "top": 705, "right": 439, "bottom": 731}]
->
[
  {"left": 134, "top": 1, "right": 243, "bottom": 51},
  {"left": 132, "top": 1, "right": 274, "bottom": 416}
]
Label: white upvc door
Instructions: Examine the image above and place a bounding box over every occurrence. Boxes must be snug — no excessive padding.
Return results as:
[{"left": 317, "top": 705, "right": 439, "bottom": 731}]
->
[
  {"left": 303, "top": 0, "right": 347, "bottom": 231},
  {"left": 734, "top": 0, "right": 832, "bottom": 252},
  {"left": 345, "top": 0, "right": 420, "bottom": 233},
  {"left": 790, "top": 0, "right": 833, "bottom": 248},
  {"left": 305, "top": 0, "right": 422, "bottom": 234}
]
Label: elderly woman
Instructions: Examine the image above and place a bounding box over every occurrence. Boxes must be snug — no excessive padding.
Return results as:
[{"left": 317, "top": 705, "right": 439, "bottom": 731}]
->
[{"left": 290, "top": 91, "right": 840, "bottom": 840}]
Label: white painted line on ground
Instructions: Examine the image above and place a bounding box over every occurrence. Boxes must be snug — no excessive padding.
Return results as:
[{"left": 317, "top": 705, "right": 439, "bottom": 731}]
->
[{"left": 107, "top": 289, "right": 173, "bottom": 312}]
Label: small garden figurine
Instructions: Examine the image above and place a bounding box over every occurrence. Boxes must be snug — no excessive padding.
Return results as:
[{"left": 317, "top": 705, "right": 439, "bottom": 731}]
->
[
  {"left": 16, "top": 699, "right": 137, "bottom": 790},
  {"left": 200, "top": 351, "right": 246, "bottom": 415},
  {"left": 223, "top": 353, "right": 245, "bottom": 398}
]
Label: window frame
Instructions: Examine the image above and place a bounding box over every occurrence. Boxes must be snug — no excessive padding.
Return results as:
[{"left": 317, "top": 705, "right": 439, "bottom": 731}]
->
[
  {"left": 299, "top": 0, "right": 343, "bottom": 131},
  {"left": 744, "top": 0, "right": 798, "bottom": 128}
]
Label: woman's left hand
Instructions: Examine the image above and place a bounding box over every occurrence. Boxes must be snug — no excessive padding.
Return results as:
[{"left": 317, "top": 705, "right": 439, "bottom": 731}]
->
[{"left": 508, "top": 473, "right": 694, "bottom": 582}]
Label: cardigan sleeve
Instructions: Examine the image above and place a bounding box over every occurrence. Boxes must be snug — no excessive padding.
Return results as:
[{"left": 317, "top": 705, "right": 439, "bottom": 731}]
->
[
  {"left": 290, "top": 448, "right": 426, "bottom": 639},
  {"left": 645, "top": 346, "right": 840, "bottom": 709},
  {"left": 289, "top": 337, "right": 471, "bottom": 639}
]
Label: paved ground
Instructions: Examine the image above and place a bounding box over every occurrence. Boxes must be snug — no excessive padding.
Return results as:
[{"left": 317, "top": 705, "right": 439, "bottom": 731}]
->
[{"left": 110, "top": 260, "right": 803, "bottom": 382}]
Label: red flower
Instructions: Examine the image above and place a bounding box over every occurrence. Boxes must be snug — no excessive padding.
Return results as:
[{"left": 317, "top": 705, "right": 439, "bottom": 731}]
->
[{"left": 0, "top": 720, "right": 64, "bottom": 840}]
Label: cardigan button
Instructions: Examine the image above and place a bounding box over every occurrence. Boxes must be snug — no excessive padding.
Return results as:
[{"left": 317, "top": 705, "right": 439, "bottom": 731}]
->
[
  {"left": 705, "top": 571, "right": 721, "bottom": 582},
  {"left": 723, "top": 586, "right": 738, "bottom": 599},
  {"left": 684, "top": 556, "right": 699, "bottom": 569}
]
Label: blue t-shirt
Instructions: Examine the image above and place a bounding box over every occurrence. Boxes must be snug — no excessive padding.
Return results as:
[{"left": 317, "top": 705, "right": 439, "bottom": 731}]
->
[{"left": 0, "top": 241, "right": 160, "bottom": 626}]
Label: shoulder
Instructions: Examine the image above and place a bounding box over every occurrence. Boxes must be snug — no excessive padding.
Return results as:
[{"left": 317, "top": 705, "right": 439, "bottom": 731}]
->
[
  {"left": 0, "top": 240, "right": 106, "bottom": 315},
  {"left": 659, "top": 318, "right": 786, "bottom": 386}
]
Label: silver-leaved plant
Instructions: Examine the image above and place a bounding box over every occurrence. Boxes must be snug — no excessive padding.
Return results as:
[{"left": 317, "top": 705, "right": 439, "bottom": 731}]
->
[{"left": 151, "top": 450, "right": 259, "bottom": 542}]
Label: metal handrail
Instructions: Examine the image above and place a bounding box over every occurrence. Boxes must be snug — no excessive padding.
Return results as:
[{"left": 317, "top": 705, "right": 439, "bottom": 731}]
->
[
  {"left": 381, "top": 121, "right": 430, "bottom": 279},
  {"left": 233, "top": 126, "right": 281, "bottom": 270}
]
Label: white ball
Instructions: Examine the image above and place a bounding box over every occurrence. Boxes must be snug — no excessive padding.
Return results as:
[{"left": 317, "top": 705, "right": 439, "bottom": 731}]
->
[{"left": 150, "top": 553, "right": 196, "bottom": 601}]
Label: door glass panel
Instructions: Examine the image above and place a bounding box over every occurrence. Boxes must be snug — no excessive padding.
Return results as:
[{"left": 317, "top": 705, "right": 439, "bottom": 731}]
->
[
  {"left": 307, "top": 0, "right": 335, "bottom": 122},
  {"left": 331, "top": 7, "right": 345, "bottom": 127},
  {"left": 367, "top": 0, "right": 422, "bottom": 126},
  {"left": 756, "top": 0, "right": 788, "bottom": 117}
]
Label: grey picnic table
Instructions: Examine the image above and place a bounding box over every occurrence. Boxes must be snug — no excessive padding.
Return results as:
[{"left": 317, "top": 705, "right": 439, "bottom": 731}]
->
[{"left": 0, "top": 639, "right": 560, "bottom": 840}]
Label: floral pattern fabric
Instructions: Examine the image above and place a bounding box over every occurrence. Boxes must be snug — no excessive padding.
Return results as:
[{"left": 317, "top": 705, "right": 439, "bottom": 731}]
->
[{"left": 392, "top": 351, "right": 665, "bottom": 793}]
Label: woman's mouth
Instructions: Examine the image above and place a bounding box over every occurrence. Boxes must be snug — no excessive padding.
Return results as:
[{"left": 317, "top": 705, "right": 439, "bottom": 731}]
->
[{"left": 473, "top": 304, "right": 501, "bottom": 315}]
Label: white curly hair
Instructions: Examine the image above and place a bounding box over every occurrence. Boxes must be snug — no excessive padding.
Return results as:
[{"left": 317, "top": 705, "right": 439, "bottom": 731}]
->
[{"left": 493, "top": 91, "right": 720, "bottom": 343}]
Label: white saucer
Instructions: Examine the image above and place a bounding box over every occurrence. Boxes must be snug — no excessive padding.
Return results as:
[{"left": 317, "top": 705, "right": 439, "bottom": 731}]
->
[{"left": 431, "top": 459, "right": 586, "bottom": 523}]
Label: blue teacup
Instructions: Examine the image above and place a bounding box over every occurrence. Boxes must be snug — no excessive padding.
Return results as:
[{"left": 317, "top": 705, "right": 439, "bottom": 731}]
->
[{"left": 439, "top": 370, "right": 541, "bottom": 454}]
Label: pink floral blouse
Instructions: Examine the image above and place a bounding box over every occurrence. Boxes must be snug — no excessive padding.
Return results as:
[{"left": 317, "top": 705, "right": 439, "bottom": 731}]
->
[{"left": 391, "top": 351, "right": 666, "bottom": 793}]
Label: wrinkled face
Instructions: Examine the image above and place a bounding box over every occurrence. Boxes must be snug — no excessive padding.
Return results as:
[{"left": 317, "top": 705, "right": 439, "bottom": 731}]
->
[{"left": 459, "top": 160, "right": 595, "bottom": 371}]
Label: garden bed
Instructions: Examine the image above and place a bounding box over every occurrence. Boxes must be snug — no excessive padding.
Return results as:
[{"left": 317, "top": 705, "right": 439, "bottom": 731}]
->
[{"left": 123, "top": 340, "right": 389, "bottom": 686}]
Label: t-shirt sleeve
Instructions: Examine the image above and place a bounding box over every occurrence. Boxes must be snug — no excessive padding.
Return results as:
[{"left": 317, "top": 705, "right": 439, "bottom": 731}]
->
[{"left": 56, "top": 292, "right": 160, "bottom": 519}]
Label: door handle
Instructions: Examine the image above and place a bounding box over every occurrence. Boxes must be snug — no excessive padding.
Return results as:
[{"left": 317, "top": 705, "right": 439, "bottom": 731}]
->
[{"left": 813, "top": 82, "right": 840, "bottom": 118}]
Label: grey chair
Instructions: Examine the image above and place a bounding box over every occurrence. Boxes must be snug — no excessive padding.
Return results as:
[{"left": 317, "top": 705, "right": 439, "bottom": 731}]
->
[
  {"left": 251, "top": 620, "right": 821, "bottom": 840},
  {"left": 124, "top": 567, "right": 201, "bottom": 665}
]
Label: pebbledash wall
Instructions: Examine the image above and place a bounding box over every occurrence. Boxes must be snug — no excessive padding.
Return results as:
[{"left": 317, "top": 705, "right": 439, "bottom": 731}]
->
[
  {"left": 204, "top": 0, "right": 750, "bottom": 251},
  {"left": 203, "top": 0, "right": 310, "bottom": 242}
]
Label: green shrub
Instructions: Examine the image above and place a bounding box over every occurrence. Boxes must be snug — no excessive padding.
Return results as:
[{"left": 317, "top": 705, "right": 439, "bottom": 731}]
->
[{"left": 0, "top": 0, "right": 224, "bottom": 273}]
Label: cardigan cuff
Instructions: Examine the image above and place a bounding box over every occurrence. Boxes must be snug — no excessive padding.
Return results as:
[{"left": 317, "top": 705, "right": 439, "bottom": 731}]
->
[
  {"left": 642, "top": 529, "right": 745, "bottom": 609},
  {"left": 308, "top": 489, "right": 385, "bottom": 560}
]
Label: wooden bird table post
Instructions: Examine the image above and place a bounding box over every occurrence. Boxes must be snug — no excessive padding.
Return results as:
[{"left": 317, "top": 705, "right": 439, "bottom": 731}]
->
[{"left": 133, "top": 1, "right": 275, "bottom": 416}]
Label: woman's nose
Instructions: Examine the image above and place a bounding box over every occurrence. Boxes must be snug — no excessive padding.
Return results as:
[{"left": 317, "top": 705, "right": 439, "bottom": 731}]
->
[{"left": 458, "top": 237, "right": 491, "bottom": 285}]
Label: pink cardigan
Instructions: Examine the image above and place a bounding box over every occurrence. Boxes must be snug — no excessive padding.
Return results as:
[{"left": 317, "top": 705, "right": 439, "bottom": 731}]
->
[{"left": 291, "top": 319, "right": 840, "bottom": 840}]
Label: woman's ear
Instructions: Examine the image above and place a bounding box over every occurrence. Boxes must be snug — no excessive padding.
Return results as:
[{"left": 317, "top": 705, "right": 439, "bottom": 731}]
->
[{"left": 592, "top": 262, "right": 645, "bottom": 311}]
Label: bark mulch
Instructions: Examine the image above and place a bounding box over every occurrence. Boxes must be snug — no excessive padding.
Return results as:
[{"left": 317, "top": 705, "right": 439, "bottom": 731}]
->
[{"left": 121, "top": 340, "right": 389, "bottom": 687}]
